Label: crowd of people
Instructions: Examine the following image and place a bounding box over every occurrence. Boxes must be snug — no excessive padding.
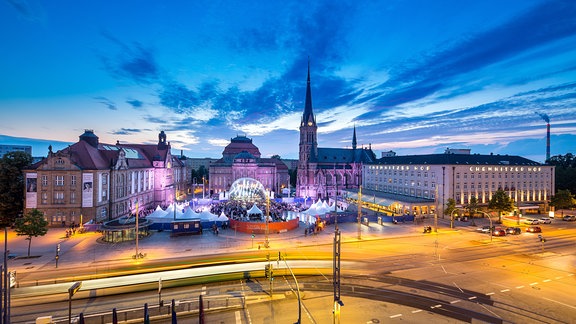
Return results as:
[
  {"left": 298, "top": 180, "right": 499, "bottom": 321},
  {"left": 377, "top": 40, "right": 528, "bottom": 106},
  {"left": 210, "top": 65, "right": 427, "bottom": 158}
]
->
[{"left": 209, "top": 200, "right": 307, "bottom": 222}]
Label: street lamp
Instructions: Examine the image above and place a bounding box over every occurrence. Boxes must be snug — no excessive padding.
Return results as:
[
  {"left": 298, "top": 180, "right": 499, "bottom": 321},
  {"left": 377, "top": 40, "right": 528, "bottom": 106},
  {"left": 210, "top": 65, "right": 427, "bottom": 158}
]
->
[
  {"left": 202, "top": 176, "right": 205, "bottom": 199},
  {"left": 478, "top": 211, "right": 493, "bottom": 242}
]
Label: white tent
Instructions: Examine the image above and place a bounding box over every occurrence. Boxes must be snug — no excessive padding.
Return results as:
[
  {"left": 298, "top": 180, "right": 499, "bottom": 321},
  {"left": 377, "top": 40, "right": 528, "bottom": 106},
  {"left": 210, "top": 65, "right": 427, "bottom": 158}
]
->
[
  {"left": 217, "top": 212, "right": 229, "bottom": 221},
  {"left": 247, "top": 204, "right": 263, "bottom": 215},
  {"left": 182, "top": 208, "right": 200, "bottom": 219},
  {"left": 198, "top": 210, "right": 218, "bottom": 221}
]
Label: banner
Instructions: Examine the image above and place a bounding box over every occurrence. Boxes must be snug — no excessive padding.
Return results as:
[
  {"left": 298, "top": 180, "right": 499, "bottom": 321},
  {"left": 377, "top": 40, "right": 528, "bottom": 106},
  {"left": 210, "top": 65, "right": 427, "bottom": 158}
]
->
[
  {"left": 82, "top": 173, "right": 93, "bottom": 208},
  {"left": 25, "top": 173, "right": 37, "bottom": 208}
]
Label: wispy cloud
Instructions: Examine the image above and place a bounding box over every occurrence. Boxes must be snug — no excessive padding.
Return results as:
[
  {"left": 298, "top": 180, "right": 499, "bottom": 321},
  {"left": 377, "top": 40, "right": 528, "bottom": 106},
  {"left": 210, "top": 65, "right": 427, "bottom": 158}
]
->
[{"left": 94, "top": 96, "right": 117, "bottom": 110}]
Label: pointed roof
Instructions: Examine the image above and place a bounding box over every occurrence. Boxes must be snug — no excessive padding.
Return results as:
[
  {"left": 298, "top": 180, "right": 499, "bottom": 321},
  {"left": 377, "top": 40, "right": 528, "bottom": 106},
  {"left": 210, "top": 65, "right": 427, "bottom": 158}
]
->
[
  {"left": 302, "top": 60, "right": 315, "bottom": 126},
  {"left": 352, "top": 125, "right": 357, "bottom": 150}
]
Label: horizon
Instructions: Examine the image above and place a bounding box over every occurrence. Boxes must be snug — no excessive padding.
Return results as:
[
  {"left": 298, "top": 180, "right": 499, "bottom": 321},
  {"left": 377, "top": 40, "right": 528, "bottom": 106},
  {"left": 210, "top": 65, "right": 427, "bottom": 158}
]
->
[{"left": 1, "top": 1, "right": 575, "bottom": 164}]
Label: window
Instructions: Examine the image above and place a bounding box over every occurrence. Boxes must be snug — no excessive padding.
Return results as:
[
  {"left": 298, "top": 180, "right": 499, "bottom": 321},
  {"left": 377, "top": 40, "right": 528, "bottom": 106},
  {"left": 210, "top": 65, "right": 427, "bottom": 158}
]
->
[
  {"left": 42, "top": 175, "right": 48, "bottom": 186},
  {"left": 70, "top": 191, "right": 76, "bottom": 204},
  {"left": 54, "top": 191, "right": 65, "bottom": 204},
  {"left": 41, "top": 192, "right": 48, "bottom": 204},
  {"left": 71, "top": 175, "right": 77, "bottom": 186},
  {"left": 55, "top": 175, "right": 64, "bottom": 186}
]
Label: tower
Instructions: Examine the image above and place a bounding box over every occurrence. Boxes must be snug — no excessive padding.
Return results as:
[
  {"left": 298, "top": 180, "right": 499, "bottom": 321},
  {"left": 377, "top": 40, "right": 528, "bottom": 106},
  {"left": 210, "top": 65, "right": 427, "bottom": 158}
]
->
[
  {"left": 352, "top": 124, "right": 357, "bottom": 150},
  {"left": 297, "top": 61, "right": 318, "bottom": 198}
]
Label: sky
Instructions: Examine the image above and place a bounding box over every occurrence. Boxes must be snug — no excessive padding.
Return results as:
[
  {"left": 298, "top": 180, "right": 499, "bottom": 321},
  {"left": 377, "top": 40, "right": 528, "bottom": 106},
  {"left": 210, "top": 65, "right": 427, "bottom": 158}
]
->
[{"left": 1, "top": 0, "right": 575, "bottom": 163}]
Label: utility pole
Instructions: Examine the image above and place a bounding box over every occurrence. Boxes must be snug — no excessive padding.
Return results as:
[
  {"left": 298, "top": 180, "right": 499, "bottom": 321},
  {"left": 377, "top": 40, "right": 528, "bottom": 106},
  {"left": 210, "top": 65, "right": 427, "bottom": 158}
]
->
[
  {"left": 357, "top": 186, "right": 362, "bottom": 240},
  {"left": 333, "top": 228, "right": 342, "bottom": 323}
]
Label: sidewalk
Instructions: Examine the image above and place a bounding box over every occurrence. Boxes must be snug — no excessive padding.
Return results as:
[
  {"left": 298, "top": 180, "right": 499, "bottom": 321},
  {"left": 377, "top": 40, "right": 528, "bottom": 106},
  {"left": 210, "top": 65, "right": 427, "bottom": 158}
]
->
[{"left": 3, "top": 216, "right": 473, "bottom": 277}]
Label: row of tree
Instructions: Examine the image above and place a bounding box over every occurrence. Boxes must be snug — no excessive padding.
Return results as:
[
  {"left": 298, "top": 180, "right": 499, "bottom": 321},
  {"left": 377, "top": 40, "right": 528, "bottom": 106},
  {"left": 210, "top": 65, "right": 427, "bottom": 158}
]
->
[{"left": 444, "top": 188, "right": 576, "bottom": 223}]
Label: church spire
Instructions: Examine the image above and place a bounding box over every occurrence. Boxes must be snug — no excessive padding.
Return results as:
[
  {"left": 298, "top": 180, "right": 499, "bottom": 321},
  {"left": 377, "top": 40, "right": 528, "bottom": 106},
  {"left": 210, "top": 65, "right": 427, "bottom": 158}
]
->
[
  {"left": 302, "top": 58, "right": 315, "bottom": 126},
  {"left": 352, "top": 124, "right": 357, "bottom": 150}
]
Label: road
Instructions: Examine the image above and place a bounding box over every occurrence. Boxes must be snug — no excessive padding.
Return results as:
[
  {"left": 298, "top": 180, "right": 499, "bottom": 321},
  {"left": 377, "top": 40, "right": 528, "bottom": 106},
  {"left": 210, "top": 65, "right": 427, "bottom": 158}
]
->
[{"left": 6, "top": 216, "right": 576, "bottom": 323}]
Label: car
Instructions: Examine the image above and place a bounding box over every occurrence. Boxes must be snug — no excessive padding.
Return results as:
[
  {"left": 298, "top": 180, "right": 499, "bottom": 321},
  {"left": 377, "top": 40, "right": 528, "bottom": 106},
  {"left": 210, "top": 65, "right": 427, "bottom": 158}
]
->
[
  {"left": 506, "top": 227, "right": 521, "bottom": 235},
  {"left": 476, "top": 225, "right": 492, "bottom": 233},
  {"left": 492, "top": 228, "right": 506, "bottom": 236},
  {"left": 524, "top": 219, "right": 540, "bottom": 225},
  {"left": 539, "top": 217, "right": 551, "bottom": 224},
  {"left": 526, "top": 226, "right": 542, "bottom": 233},
  {"left": 562, "top": 215, "right": 576, "bottom": 221}
]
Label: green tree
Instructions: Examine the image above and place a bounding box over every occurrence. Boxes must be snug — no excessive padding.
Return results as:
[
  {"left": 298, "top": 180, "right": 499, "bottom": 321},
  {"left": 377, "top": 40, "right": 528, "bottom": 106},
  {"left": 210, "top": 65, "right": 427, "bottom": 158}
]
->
[
  {"left": 488, "top": 189, "right": 514, "bottom": 223},
  {"left": 271, "top": 154, "right": 281, "bottom": 160},
  {"left": 0, "top": 151, "right": 33, "bottom": 226},
  {"left": 548, "top": 153, "right": 576, "bottom": 194},
  {"left": 466, "top": 196, "right": 479, "bottom": 226},
  {"left": 14, "top": 208, "right": 49, "bottom": 257},
  {"left": 550, "top": 189, "right": 575, "bottom": 217},
  {"left": 444, "top": 198, "right": 456, "bottom": 217}
]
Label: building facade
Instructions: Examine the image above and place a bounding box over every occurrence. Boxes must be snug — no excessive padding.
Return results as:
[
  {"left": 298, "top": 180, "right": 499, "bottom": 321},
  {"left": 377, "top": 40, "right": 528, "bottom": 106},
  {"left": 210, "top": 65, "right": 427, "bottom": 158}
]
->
[
  {"left": 0, "top": 144, "right": 32, "bottom": 156},
  {"left": 208, "top": 135, "right": 290, "bottom": 196},
  {"left": 296, "top": 64, "right": 376, "bottom": 200},
  {"left": 23, "top": 130, "right": 188, "bottom": 226},
  {"left": 362, "top": 150, "right": 555, "bottom": 216}
]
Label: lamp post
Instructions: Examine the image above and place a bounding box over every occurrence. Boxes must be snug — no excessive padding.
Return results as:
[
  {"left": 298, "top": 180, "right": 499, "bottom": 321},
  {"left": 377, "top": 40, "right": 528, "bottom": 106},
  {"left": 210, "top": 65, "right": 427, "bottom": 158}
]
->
[
  {"left": 202, "top": 176, "right": 205, "bottom": 199},
  {"left": 281, "top": 254, "right": 301, "bottom": 324},
  {"left": 192, "top": 178, "right": 197, "bottom": 209},
  {"left": 450, "top": 209, "right": 459, "bottom": 229}
]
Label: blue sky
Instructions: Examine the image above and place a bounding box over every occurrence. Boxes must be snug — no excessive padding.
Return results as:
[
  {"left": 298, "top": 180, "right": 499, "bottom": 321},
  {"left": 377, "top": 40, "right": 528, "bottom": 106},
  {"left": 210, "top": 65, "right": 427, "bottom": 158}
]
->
[{"left": 1, "top": 0, "right": 575, "bottom": 163}]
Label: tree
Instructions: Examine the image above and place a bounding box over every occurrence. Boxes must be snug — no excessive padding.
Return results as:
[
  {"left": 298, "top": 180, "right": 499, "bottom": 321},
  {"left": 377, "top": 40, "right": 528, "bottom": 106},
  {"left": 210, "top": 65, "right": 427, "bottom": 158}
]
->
[
  {"left": 550, "top": 189, "right": 575, "bottom": 217},
  {"left": 0, "top": 151, "right": 33, "bottom": 226},
  {"left": 488, "top": 189, "right": 514, "bottom": 223},
  {"left": 14, "top": 208, "right": 49, "bottom": 257},
  {"left": 548, "top": 153, "right": 576, "bottom": 194},
  {"left": 465, "top": 196, "right": 479, "bottom": 226},
  {"left": 444, "top": 198, "right": 456, "bottom": 217},
  {"left": 271, "top": 154, "right": 281, "bottom": 160}
]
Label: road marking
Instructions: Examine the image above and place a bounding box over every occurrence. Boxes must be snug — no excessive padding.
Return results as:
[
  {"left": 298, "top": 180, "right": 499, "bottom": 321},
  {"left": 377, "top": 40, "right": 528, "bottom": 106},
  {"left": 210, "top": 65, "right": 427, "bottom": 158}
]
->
[
  {"left": 450, "top": 300, "right": 461, "bottom": 304},
  {"left": 411, "top": 309, "right": 422, "bottom": 314},
  {"left": 543, "top": 279, "right": 551, "bottom": 282},
  {"left": 390, "top": 314, "right": 402, "bottom": 318},
  {"left": 516, "top": 286, "right": 524, "bottom": 289},
  {"left": 431, "top": 304, "right": 442, "bottom": 309},
  {"left": 485, "top": 292, "right": 495, "bottom": 296},
  {"left": 529, "top": 282, "right": 538, "bottom": 286},
  {"left": 468, "top": 296, "right": 477, "bottom": 300},
  {"left": 542, "top": 297, "right": 576, "bottom": 310},
  {"left": 569, "top": 274, "right": 574, "bottom": 277},
  {"left": 235, "top": 310, "right": 242, "bottom": 324},
  {"left": 555, "top": 276, "right": 563, "bottom": 280},
  {"left": 500, "top": 289, "right": 510, "bottom": 293}
]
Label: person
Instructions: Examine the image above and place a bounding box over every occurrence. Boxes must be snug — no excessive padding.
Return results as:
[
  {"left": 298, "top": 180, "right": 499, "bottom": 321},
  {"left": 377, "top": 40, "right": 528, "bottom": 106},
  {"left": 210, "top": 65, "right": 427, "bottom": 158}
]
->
[
  {"left": 83, "top": 182, "right": 92, "bottom": 191},
  {"left": 27, "top": 178, "right": 37, "bottom": 192}
]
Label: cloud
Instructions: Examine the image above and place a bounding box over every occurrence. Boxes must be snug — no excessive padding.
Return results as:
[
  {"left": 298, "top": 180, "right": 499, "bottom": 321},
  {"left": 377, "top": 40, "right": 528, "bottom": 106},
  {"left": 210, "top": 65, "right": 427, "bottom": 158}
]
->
[
  {"left": 93, "top": 96, "right": 117, "bottom": 110},
  {"left": 111, "top": 128, "right": 147, "bottom": 135},
  {"left": 99, "top": 31, "right": 160, "bottom": 84},
  {"left": 126, "top": 99, "right": 144, "bottom": 109},
  {"left": 4, "top": 0, "right": 42, "bottom": 21}
]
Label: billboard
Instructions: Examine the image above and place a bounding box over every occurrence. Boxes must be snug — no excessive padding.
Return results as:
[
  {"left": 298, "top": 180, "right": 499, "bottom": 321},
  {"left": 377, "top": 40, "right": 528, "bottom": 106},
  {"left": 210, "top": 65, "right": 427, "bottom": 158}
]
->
[
  {"left": 82, "top": 173, "right": 93, "bottom": 208},
  {"left": 25, "top": 173, "right": 37, "bottom": 208}
]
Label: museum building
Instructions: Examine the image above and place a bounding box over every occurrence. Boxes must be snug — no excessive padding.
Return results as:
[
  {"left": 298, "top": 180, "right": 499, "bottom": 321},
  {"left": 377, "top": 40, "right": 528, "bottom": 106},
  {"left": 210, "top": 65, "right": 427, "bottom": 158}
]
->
[
  {"left": 208, "top": 135, "right": 290, "bottom": 196},
  {"left": 23, "top": 130, "right": 188, "bottom": 226}
]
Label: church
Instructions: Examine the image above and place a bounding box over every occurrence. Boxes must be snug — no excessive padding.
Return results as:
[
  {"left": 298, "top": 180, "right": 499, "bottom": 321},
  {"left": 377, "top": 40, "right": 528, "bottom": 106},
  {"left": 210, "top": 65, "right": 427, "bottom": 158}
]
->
[{"left": 296, "top": 64, "right": 376, "bottom": 200}]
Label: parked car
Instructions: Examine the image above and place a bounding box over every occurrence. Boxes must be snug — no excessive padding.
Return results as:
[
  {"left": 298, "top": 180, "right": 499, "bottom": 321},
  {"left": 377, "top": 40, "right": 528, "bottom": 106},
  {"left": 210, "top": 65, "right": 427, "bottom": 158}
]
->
[
  {"left": 476, "top": 225, "right": 492, "bottom": 233},
  {"left": 492, "top": 228, "right": 506, "bottom": 236},
  {"left": 524, "top": 219, "right": 540, "bottom": 225},
  {"left": 526, "top": 226, "right": 542, "bottom": 233},
  {"left": 539, "top": 218, "right": 551, "bottom": 224},
  {"left": 506, "top": 227, "right": 522, "bottom": 235},
  {"left": 562, "top": 215, "right": 576, "bottom": 221}
]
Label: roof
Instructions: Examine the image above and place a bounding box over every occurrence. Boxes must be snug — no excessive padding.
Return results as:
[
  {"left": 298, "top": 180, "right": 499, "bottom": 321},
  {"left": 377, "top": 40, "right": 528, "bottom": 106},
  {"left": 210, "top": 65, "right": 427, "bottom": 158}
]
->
[
  {"left": 372, "top": 153, "right": 542, "bottom": 166},
  {"left": 311, "top": 147, "right": 376, "bottom": 164}
]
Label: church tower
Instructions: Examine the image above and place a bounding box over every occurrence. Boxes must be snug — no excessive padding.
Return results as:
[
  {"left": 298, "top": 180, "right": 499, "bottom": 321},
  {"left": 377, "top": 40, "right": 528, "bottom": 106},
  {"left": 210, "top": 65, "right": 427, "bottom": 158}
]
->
[{"left": 297, "top": 61, "right": 318, "bottom": 198}]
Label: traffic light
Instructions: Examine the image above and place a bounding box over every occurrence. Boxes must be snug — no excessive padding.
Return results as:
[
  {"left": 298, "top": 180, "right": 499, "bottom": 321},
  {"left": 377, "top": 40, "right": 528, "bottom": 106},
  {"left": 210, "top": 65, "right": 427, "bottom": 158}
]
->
[{"left": 264, "top": 264, "right": 271, "bottom": 279}]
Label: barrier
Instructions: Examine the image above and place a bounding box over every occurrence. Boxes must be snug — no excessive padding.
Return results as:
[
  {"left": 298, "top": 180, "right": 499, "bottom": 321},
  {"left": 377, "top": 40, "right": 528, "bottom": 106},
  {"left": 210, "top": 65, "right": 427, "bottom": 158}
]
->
[{"left": 230, "top": 218, "right": 299, "bottom": 234}]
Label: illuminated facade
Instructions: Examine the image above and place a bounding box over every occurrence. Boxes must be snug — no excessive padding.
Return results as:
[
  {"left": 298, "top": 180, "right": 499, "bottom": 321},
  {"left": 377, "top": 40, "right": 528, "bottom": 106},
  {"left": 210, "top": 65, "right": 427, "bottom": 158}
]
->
[
  {"left": 362, "top": 150, "right": 555, "bottom": 216},
  {"left": 209, "top": 136, "right": 289, "bottom": 195},
  {"left": 296, "top": 64, "right": 376, "bottom": 200},
  {"left": 23, "top": 130, "right": 188, "bottom": 226}
]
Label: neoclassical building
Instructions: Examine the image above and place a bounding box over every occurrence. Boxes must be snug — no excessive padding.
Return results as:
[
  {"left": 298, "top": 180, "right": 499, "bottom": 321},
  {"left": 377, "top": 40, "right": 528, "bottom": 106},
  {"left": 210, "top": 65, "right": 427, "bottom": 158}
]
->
[
  {"left": 296, "top": 64, "right": 376, "bottom": 200},
  {"left": 208, "top": 135, "right": 289, "bottom": 196},
  {"left": 362, "top": 149, "right": 555, "bottom": 216},
  {"left": 23, "top": 130, "right": 188, "bottom": 226}
]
